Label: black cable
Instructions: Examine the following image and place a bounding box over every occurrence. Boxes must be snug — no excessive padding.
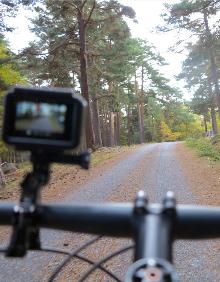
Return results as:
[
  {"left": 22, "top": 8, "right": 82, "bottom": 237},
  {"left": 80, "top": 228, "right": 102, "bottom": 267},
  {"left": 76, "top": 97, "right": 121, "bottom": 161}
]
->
[
  {"left": 47, "top": 236, "right": 102, "bottom": 282},
  {"left": 74, "top": 254, "right": 121, "bottom": 282},
  {"left": 78, "top": 244, "right": 134, "bottom": 282},
  {"left": 41, "top": 247, "right": 121, "bottom": 281}
]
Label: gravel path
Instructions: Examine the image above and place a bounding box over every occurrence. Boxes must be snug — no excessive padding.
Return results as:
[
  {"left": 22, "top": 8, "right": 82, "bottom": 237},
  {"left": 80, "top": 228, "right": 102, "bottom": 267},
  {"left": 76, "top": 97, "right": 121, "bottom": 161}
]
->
[{"left": 0, "top": 142, "right": 219, "bottom": 281}]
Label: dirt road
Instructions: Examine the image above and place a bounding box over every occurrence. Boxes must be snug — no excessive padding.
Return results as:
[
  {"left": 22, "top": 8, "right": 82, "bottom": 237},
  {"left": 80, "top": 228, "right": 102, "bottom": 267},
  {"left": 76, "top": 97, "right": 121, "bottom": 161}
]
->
[{"left": 0, "top": 142, "right": 219, "bottom": 281}]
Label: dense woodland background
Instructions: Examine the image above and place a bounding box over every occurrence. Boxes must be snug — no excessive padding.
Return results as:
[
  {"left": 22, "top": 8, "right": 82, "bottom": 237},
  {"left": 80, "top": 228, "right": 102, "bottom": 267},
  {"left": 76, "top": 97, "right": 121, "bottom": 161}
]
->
[{"left": 0, "top": 0, "right": 220, "bottom": 151}]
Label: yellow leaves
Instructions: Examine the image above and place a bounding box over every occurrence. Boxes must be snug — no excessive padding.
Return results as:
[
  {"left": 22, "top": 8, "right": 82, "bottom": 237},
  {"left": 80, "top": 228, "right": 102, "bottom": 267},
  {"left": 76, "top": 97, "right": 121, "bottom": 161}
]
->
[
  {"left": 0, "top": 42, "right": 8, "bottom": 60},
  {"left": 0, "top": 65, "right": 25, "bottom": 86},
  {"left": 0, "top": 41, "right": 26, "bottom": 90},
  {"left": 160, "top": 121, "right": 172, "bottom": 138},
  {"left": 160, "top": 121, "right": 181, "bottom": 141}
]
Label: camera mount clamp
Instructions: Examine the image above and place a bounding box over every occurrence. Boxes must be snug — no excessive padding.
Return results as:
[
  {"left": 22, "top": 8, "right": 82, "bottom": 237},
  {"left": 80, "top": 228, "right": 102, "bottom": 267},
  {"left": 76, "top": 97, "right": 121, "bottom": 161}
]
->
[{"left": 6, "top": 150, "right": 90, "bottom": 257}]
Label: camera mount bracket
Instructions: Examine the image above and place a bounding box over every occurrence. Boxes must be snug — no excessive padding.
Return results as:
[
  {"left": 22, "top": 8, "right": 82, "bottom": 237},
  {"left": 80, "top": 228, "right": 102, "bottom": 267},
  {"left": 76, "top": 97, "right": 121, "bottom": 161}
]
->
[{"left": 6, "top": 150, "right": 90, "bottom": 257}]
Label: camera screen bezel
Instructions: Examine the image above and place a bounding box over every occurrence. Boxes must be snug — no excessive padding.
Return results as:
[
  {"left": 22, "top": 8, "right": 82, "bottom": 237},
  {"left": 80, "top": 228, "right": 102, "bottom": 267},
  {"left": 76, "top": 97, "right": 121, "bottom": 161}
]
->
[{"left": 3, "top": 87, "right": 86, "bottom": 151}]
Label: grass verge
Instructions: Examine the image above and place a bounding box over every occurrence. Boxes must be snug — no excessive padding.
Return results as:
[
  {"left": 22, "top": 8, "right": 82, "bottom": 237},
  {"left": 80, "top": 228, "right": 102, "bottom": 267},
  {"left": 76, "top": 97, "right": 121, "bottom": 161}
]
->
[
  {"left": 186, "top": 137, "right": 220, "bottom": 161},
  {"left": 91, "top": 146, "right": 132, "bottom": 166}
]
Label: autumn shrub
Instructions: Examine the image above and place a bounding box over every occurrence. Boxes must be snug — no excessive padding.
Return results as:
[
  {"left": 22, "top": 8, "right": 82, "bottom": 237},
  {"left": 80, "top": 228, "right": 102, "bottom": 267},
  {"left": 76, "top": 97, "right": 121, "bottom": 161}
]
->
[{"left": 160, "top": 121, "right": 181, "bottom": 142}]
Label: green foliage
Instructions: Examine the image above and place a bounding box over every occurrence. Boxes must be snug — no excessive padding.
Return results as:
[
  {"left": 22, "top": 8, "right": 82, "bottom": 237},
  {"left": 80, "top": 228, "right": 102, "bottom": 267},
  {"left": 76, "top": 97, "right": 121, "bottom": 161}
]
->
[
  {"left": 186, "top": 137, "right": 220, "bottom": 161},
  {"left": 8, "top": 0, "right": 205, "bottom": 147},
  {"left": 179, "top": 117, "right": 203, "bottom": 139},
  {"left": 0, "top": 40, "right": 26, "bottom": 89},
  {"left": 160, "top": 0, "right": 220, "bottom": 137},
  {"left": 210, "top": 134, "right": 220, "bottom": 153},
  {"left": 0, "top": 39, "right": 26, "bottom": 153}
]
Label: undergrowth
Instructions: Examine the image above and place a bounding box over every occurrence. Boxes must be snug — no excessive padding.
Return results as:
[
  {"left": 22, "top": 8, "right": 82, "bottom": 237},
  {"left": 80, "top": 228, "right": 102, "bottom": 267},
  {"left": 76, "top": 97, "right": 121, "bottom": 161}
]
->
[{"left": 186, "top": 137, "right": 220, "bottom": 161}]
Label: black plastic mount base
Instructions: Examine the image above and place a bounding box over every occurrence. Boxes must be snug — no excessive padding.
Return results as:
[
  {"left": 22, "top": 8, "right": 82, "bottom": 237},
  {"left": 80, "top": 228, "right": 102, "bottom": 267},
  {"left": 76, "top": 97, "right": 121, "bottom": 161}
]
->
[
  {"left": 31, "top": 150, "right": 91, "bottom": 170},
  {"left": 6, "top": 150, "right": 90, "bottom": 257}
]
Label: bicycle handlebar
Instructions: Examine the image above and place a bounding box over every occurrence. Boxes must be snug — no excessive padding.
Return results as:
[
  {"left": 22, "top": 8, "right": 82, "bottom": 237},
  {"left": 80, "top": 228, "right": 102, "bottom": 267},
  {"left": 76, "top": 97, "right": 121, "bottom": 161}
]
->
[
  {"left": 1, "top": 202, "right": 220, "bottom": 239},
  {"left": 1, "top": 200, "right": 220, "bottom": 281}
]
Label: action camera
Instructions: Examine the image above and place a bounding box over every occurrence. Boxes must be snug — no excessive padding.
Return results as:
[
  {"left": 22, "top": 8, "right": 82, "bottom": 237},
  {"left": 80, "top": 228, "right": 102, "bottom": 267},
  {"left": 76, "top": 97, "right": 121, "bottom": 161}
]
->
[{"left": 2, "top": 86, "right": 87, "bottom": 152}]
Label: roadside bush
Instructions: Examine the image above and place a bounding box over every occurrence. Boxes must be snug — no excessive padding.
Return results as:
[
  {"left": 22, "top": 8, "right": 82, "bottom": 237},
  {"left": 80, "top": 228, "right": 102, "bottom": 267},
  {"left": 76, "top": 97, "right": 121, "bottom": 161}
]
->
[
  {"left": 160, "top": 121, "right": 181, "bottom": 142},
  {"left": 210, "top": 135, "right": 220, "bottom": 155},
  {"left": 186, "top": 137, "right": 220, "bottom": 161},
  {"left": 211, "top": 135, "right": 220, "bottom": 144}
]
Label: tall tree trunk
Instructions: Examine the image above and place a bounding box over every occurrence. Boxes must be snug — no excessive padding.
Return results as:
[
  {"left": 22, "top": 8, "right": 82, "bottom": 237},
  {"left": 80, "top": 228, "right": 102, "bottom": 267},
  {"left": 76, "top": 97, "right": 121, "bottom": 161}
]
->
[
  {"left": 210, "top": 105, "right": 218, "bottom": 135},
  {"left": 127, "top": 105, "right": 132, "bottom": 146},
  {"left": 204, "top": 115, "right": 208, "bottom": 133},
  {"left": 102, "top": 109, "right": 109, "bottom": 147},
  {"left": 77, "top": 1, "right": 94, "bottom": 149},
  {"left": 115, "top": 88, "right": 120, "bottom": 146},
  {"left": 135, "top": 71, "right": 144, "bottom": 143},
  {"left": 99, "top": 105, "right": 105, "bottom": 146},
  {"left": 106, "top": 112, "right": 111, "bottom": 146},
  {"left": 107, "top": 81, "right": 115, "bottom": 147},
  {"left": 152, "top": 115, "right": 155, "bottom": 141},
  {"left": 208, "top": 77, "right": 218, "bottom": 135},
  {"left": 109, "top": 112, "right": 115, "bottom": 146},
  {"left": 91, "top": 96, "right": 103, "bottom": 147},
  {"left": 203, "top": 10, "right": 220, "bottom": 116},
  {"left": 140, "top": 66, "right": 145, "bottom": 142},
  {"left": 102, "top": 106, "right": 108, "bottom": 146},
  {"left": 115, "top": 112, "right": 120, "bottom": 145}
]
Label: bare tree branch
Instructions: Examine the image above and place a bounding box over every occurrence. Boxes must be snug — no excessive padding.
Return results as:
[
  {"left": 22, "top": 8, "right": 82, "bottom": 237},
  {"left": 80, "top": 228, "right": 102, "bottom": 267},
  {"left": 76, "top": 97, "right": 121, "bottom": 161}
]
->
[{"left": 84, "top": 0, "right": 96, "bottom": 27}]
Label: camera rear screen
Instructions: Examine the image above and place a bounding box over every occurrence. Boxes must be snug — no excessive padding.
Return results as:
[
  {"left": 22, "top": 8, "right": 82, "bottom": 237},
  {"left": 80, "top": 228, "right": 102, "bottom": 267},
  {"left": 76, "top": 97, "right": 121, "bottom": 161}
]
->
[{"left": 15, "top": 101, "right": 67, "bottom": 138}]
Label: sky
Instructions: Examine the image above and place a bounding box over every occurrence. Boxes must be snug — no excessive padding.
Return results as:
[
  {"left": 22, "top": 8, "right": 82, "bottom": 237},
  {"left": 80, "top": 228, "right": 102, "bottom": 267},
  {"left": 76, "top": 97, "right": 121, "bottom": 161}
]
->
[
  {"left": 5, "top": 0, "right": 191, "bottom": 99},
  {"left": 118, "top": 0, "right": 191, "bottom": 97}
]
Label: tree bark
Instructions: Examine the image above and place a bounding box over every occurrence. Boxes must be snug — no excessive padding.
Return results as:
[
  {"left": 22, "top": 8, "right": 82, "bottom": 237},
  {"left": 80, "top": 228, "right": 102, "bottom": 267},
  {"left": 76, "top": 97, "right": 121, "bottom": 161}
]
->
[
  {"left": 77, "top": 1, "right": 94, "bottom": 149},
  {"left": 101, "top": 109, "right": 108, "bottom": 146},
  {"left": 135, "top": 71, "right": 144, "bottom": 143},
  {"left": 203, "top": 10, "right": 220, "bottom": 116},
  {"left": 91, "top": 94, "right": 103, "bottom": 147},
  {"left": 204, "top": 115, "right": 208, "bottom": 133},
  {"left": 109, "top": 112, "right": 115, "bottom": 146},
  {"left": 208, "top": 77, "right": 218, "bottom": 135},
  {"left": 127, "top": 105, "right": 132, "bottom": 146},
  {"left": 115, "top": 111, "right": 120, "bottom": 145},
  {"left": 101, "top": 106, "right": 108, "bottom": 146},
  {"left": 210, "top": 105, "right": 218, "bottom": 135},
  {"left": 106, "top": 112, "right": 111, "bottom": 146},
  {"left": 107, "top": 81, "right": 115, "bottom": 147},
  {"left": 140, "top": 66, "right": 145, "bottom": 141}
]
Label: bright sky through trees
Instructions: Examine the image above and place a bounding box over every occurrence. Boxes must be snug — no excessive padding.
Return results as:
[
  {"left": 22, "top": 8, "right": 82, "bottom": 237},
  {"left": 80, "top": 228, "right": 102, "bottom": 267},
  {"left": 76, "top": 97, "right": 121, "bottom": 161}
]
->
[
  {"left": 119, "top": 0, "right": 190, "bottom": 98},
  {"left": 5, "top": 0, "right": 190, "bottom": 98},
  {"left": 1, "top": 0, "right": 212, "bottom": 148}
]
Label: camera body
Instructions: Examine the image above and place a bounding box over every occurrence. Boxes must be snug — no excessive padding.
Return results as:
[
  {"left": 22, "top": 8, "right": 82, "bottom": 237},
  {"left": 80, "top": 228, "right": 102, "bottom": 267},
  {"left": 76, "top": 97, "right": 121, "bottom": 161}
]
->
[{"left": 2, "top": 86, "right": 87, "bottom": 152}]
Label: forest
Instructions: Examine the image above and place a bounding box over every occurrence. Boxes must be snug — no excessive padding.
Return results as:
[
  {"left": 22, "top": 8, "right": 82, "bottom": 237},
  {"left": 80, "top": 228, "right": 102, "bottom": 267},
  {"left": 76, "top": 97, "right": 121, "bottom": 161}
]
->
[{"left": 0, "top": 0, "right": 220, "bottom": 150}]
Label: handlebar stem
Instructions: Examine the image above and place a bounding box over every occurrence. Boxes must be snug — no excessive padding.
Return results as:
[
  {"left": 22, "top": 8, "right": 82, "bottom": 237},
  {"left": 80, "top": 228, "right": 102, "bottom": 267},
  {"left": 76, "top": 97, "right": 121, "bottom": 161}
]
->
[{"left": 133, "top": 191, "right": 176, "bottom": 263}]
